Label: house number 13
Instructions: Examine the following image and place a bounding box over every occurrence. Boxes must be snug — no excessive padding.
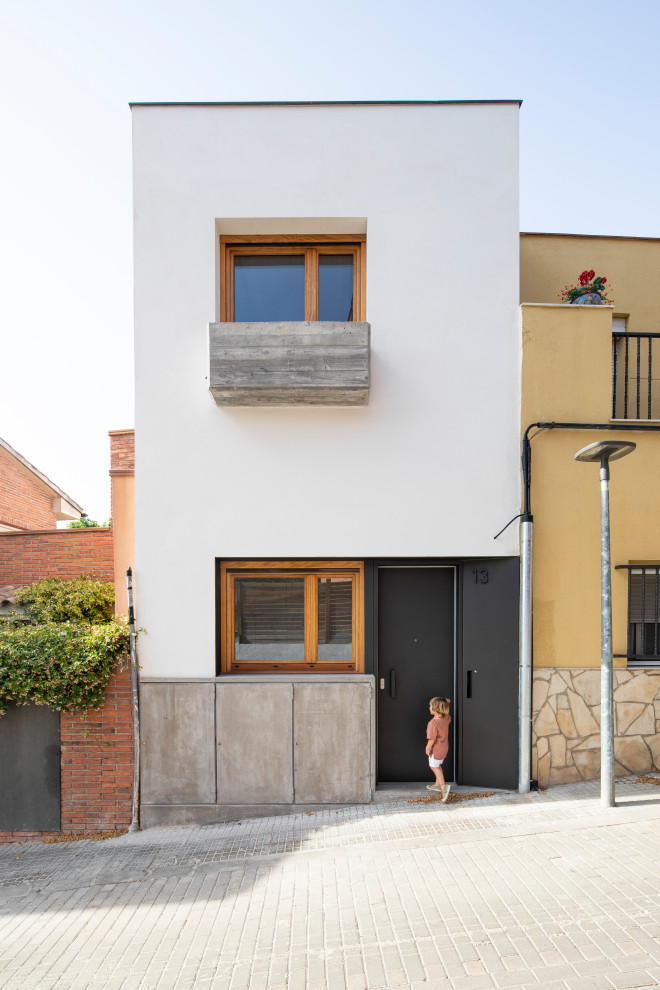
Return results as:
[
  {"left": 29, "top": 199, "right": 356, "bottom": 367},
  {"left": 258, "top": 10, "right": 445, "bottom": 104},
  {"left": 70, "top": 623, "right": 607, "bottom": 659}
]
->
[{"left": 472, "top": 568, "right": 489, "bottom": 584}]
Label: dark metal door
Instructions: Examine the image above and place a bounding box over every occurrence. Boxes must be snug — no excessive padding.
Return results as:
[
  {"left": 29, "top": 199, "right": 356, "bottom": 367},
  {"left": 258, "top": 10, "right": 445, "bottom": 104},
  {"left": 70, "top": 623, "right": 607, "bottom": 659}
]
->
[
  {"left": 460, "top": 557, "right": 519, "bottom": 789},
  {"left": 0, "top": 702, "right": 61, "bottom": 830},
  {"left": 377, "top": 567, "right": 455, "bottom": 781}
]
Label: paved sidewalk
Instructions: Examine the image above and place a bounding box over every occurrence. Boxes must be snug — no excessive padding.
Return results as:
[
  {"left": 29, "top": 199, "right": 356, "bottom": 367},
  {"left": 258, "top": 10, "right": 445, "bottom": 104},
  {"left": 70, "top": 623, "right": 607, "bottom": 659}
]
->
[{"left": 2, "top": 778, "right": 660, "bottom": 990}]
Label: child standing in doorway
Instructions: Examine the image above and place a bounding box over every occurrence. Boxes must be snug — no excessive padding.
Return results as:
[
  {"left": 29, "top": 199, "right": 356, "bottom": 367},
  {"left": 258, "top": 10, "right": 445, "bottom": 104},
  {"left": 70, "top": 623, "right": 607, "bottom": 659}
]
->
[{"left": 426, "top": 696, "right": 451, "bottom": 801}]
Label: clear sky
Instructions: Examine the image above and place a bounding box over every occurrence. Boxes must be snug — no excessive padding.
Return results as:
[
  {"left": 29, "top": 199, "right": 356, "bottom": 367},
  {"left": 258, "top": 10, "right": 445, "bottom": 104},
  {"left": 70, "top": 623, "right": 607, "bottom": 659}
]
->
[{"left": 1, "top": 0, "right": 659, "bottom": 522}]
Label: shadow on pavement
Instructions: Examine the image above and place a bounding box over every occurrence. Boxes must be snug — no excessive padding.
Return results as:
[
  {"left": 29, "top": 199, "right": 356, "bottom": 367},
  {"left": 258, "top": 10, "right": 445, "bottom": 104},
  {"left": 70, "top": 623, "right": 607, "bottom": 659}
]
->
[{"left": 2, "top": 776, "right": 660, "bottom": 917}]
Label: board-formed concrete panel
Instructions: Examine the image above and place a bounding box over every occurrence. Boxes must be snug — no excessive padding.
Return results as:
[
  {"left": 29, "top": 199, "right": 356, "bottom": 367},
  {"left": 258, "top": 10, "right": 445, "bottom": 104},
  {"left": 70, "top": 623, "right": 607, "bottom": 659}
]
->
[
  {"left": 216, "top": 681, "right": 293, "bottom": 803},
  {"left": 209, "top": 322, "right": 370, "bottom": 406},
  {"left": 140, "top": 682, "right": 216, "bottom": 805},
  {"left": 293, "top": 681, "right": 372, "bottom": 803}
]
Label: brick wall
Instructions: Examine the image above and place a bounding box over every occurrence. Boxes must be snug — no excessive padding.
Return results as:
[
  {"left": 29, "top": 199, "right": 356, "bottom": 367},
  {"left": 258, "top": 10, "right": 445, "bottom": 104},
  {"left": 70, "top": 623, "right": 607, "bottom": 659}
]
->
[
  {"left": 0, "top": 669, "right": 134, "bottom": 843},
  {"left": 0, "top": 528, "right": 113, "bottom": 587},
  {"left": 0, "top": 830, "right": 62, "bottom": 843},
  {"left": 0, "top": 522, "right": 135, "bottom": 841},
  {"left": 0, "top": 447, "right": 57, "bottom": 530},
  {"left": 60, "top": 666, "right": 134, "bottom": 832},
  {"left": 109, "top": 429, "right": 135, "bottom": 473}
]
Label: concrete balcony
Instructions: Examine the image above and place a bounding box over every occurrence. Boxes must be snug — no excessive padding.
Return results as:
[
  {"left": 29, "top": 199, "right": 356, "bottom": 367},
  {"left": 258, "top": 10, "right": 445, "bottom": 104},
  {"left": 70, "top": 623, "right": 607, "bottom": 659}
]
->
[{"left": 208, "top": 321, "right": 370, "bottom": 406}]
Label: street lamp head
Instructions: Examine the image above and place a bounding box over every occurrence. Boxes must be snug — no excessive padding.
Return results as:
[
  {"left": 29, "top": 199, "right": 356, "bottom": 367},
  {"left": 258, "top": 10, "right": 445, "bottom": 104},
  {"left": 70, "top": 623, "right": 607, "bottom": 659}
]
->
[{"left": 574, "top": 441, "right": 636, "bottom": 464}]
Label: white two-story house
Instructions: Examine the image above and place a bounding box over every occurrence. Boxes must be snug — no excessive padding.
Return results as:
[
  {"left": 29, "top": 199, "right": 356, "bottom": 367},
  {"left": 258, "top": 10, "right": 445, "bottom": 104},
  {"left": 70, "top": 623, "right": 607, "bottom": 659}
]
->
[{"left": 131, "top": 100, "right": 521, "bottom": 825}]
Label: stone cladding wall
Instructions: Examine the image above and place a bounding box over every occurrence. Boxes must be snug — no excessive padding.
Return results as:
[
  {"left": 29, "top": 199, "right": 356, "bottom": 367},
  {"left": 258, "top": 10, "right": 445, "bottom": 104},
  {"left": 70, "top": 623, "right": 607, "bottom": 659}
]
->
[{"left": 532, "top": 667, "right": 660, "bottom": 786}]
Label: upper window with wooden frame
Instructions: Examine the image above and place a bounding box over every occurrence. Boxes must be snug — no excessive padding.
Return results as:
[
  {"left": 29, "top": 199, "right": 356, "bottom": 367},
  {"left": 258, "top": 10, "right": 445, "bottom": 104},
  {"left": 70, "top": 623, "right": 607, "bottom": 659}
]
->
[
  {"left": 220, "top": 235, "right": 366, "bottom": 323},
  {"left": 219, "top": 560, "right": 364, "bottom": 673}
]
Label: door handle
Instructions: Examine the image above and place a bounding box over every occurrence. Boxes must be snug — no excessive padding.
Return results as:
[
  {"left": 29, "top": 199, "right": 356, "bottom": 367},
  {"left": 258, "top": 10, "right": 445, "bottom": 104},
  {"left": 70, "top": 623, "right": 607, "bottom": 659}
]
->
[
  {"left": 466, "top": 669, "right": 477, "bottom": 698},
  {"left": 389, "top": 668, "right": 396, "bottom": 698}
]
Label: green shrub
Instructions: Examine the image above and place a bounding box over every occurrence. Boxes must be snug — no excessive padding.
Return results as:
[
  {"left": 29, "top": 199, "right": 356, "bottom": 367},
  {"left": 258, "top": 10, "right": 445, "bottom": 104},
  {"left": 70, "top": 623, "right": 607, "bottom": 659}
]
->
[
  {"left": 16, "top": 576, "right": 115, "bottom": 625},
  {"left": 1, "top": 576, "right": 130, "bottom": 716},
  {"left": 68, "top": 517, "right": 111, "bottom": 528},
  {"left": 0, "top": 621, "right": 130, "bottom": 715}
]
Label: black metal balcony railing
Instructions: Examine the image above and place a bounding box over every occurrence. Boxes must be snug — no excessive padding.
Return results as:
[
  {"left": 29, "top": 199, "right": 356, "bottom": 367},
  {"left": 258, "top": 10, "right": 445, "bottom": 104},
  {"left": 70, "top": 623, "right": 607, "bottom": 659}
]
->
[{"left": 612, "top": 332, "right": 660, "bottom": 420}]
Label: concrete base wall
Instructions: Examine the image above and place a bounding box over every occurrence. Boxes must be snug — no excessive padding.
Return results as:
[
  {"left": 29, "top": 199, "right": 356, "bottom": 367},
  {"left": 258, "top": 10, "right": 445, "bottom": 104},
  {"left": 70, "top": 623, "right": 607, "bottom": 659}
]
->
[{"left": 140, "top": 675, "right": 375, "bottom": 824}]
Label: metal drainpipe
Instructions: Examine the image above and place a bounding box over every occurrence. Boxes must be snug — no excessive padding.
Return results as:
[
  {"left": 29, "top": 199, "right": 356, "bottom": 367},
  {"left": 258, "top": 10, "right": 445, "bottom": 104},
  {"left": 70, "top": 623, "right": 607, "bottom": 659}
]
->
[
  {"left": 518, "top": 429, "right": 533, "bottom": 793},
  {"left": 517, "top": 420, "right": 660, "bottom": 795},
  {"left": 126, "top": 567, "right": 141, "bottom": 832},
  {"left": 518, "top": 519, "right": 533, "bottom": 793}
]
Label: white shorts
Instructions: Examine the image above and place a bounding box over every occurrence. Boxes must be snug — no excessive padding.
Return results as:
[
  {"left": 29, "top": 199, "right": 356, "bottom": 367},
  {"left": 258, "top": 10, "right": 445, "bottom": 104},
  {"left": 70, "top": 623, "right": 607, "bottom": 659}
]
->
[{"left": 428, "top": 755, "right": 444, "bottom": 768}]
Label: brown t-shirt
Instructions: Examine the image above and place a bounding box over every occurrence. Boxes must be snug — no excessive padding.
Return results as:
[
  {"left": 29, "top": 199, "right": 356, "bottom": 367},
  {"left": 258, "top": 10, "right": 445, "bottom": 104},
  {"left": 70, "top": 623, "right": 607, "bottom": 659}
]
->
[{"left": 426, "top": 715, "right": 451, "bottom": 760}]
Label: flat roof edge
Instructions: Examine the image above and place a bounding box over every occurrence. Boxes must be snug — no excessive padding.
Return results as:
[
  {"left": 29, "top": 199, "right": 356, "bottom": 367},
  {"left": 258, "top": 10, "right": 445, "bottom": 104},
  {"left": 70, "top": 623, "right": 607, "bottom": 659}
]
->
[
  {"left": 522, "top": 231, "right": 660, "bottom": 243},
  {"left": 129, "top": 99, "right": 522, "bottom": 109}
]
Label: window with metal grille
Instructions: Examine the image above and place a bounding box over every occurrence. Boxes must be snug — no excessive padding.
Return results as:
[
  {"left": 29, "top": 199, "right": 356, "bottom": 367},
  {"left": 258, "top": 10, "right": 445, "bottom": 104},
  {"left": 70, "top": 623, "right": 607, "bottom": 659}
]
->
[{"left": 616, "top": 565, "right": 660, "bottom": 664}]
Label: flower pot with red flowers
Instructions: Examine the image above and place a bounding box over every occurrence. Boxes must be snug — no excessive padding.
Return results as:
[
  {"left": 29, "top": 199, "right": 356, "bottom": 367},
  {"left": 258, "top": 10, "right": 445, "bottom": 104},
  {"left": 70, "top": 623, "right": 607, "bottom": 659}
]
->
[{"left": 560, "top": 270, "right": 612, "bottom": 306}]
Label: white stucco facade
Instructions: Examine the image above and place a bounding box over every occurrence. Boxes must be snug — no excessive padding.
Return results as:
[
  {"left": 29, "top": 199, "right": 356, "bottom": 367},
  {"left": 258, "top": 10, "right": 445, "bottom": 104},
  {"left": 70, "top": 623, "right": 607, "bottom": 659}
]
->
[{"left": 132, "top": 102, "right": 521, "bottom": 678}]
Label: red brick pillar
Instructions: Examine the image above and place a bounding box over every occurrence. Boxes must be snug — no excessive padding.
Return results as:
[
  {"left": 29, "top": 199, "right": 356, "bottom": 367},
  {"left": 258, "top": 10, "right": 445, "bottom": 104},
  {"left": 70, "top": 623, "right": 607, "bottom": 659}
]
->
[{"left": 59, "top": 664, "right": 134, "bottom": 832}]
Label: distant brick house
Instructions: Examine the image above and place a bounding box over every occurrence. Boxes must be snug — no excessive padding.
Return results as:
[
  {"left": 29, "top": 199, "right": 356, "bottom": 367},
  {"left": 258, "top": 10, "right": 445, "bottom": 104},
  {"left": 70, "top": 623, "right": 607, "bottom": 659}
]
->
[{"left": 0, "top": 435, "right": 82, "bottom": 532}]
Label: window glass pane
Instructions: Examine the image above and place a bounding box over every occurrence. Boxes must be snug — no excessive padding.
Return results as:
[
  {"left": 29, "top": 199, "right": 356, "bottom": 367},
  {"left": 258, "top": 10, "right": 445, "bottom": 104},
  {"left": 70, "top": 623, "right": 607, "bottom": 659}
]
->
[
  {"left": 319, "top": 255, "right": 354, "bottom": 321},
  {"left": 317, "top": 577, "right": 353, "bottom": 661},
  {"left": 234, "top": 256, "right": 305, "bottom": 321},
  {"left": 629, "top": 569, "right": 660, "bottom": 657},
  {"left": 234, "top": 577, "right": 304, "bottom": 661},
  {"left": 632, "top": 624, "right": 660, "bottom": 656}
]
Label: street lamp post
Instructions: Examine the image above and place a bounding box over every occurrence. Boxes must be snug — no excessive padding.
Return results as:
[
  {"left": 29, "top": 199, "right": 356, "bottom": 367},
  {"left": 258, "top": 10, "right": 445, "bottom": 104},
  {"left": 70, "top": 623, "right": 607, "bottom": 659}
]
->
[{"left": 574, "top": 440, "right": 636, "bottom": 808}]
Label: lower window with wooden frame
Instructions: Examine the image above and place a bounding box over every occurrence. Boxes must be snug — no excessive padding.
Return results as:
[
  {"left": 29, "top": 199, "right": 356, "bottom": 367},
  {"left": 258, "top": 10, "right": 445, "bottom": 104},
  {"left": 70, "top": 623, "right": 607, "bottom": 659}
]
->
[{"left": 219, "top": 560, "right": 364, "bottom": 673}]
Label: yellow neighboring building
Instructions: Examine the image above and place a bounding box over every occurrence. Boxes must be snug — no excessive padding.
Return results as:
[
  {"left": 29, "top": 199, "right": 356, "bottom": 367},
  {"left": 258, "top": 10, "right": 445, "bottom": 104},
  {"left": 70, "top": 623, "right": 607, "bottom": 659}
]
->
[{"left": 520, "top": 233, "right": 660, "bottom": 786}]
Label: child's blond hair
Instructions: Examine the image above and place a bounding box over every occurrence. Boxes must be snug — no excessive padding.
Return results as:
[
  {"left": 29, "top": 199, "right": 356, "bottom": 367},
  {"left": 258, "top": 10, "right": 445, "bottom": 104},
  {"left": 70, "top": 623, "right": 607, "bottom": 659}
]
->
[{"left": 430, "top": 696, "right": 450, "bottom": 717}]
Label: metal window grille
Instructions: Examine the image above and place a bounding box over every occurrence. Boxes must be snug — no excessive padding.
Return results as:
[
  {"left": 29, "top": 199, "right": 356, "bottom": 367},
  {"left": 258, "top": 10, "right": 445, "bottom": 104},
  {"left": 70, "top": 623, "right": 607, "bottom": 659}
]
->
[
  {"left": 615, "top": 565, "right": 660, "bottom": 664},
  {"left": 612, "top": 332, "right": 660, "bottom": 420}
]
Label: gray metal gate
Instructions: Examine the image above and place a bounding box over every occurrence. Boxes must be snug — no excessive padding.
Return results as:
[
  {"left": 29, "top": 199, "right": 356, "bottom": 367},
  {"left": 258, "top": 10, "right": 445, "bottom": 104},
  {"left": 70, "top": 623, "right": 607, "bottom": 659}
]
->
[{"left": 0, "top": 702, "right": 61, "bottom": 830}]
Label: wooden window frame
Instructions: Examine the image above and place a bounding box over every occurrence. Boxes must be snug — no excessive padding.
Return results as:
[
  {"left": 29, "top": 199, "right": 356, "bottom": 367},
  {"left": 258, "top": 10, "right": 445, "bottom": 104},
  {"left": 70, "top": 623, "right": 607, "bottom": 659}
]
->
[
  {"left": 220, "top": 234, "right": 366, "bottom": 322},
  {"left": 220, "top": 560, "right": 364, "bottom": 673}
]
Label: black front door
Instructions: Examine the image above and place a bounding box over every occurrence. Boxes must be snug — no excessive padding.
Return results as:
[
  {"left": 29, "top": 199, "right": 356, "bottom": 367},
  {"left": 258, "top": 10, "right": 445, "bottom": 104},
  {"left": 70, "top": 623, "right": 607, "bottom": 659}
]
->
[
  {"left": 377, "top": 567, "right": 455, "bottom": 781},
  {"left": 459, "top": 557, "right": 519, "bottom": 789}
]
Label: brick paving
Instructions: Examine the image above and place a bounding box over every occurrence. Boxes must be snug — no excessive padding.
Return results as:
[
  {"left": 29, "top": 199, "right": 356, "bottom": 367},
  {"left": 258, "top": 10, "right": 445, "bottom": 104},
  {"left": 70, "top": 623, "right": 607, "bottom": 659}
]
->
[{"left": 2, "top": 778, "right": 660, "bottom": 989}]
